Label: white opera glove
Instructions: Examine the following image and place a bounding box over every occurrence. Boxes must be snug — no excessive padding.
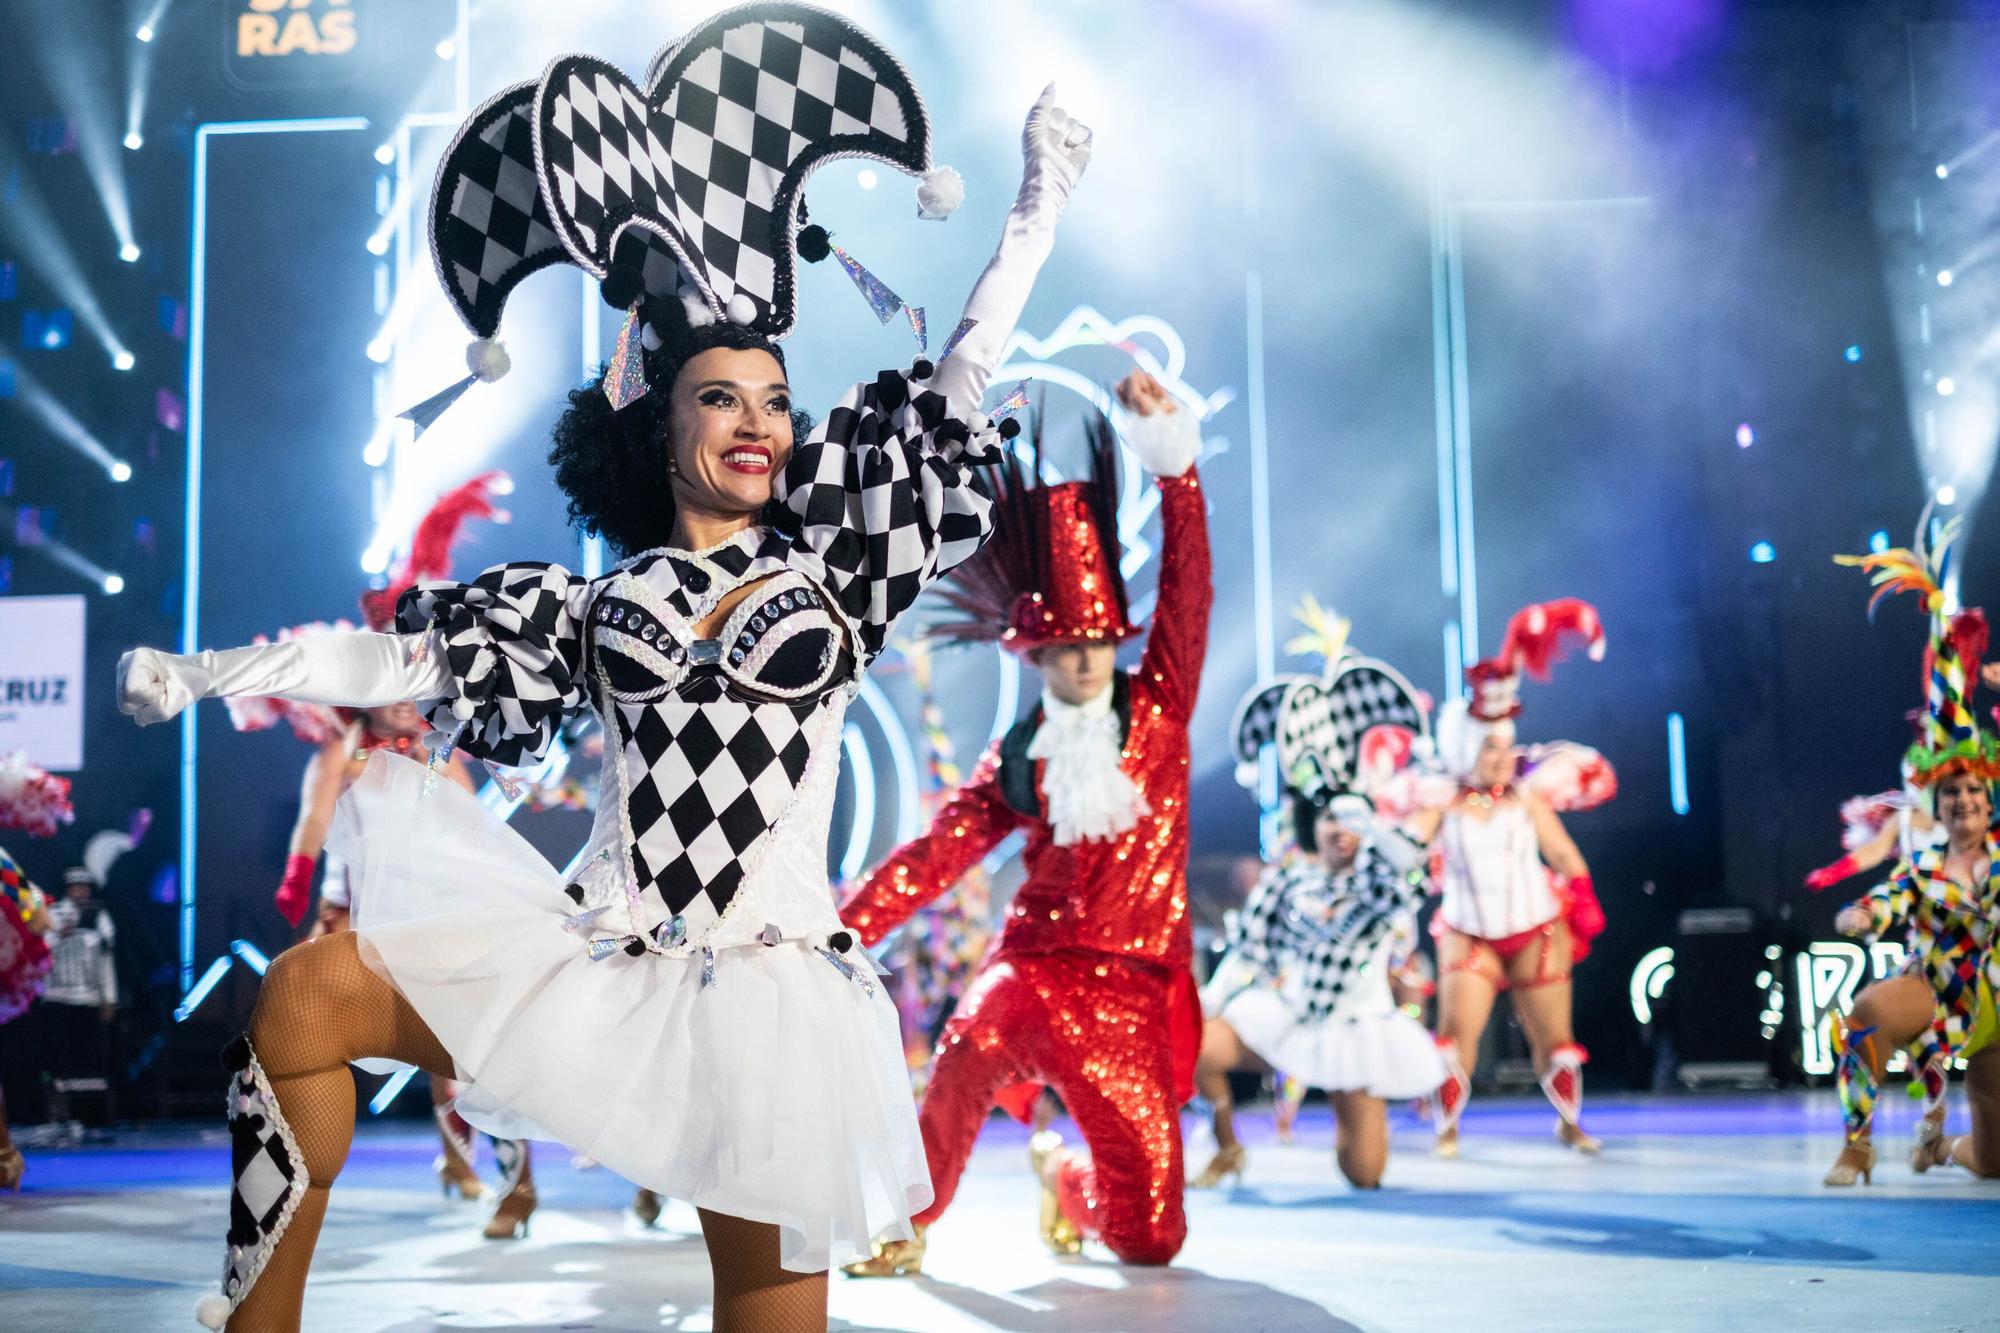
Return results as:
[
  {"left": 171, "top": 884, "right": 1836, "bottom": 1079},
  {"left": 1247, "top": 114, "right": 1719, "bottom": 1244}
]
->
[
  {"left": 117, "top": 631, "right": 450, "bottom": 727},
  {"left": 1121, "top": 404, "right": 1201, "bottom": 478},
  {"left": 932, "top": 84, "right": 1093, "bottom": 419}
]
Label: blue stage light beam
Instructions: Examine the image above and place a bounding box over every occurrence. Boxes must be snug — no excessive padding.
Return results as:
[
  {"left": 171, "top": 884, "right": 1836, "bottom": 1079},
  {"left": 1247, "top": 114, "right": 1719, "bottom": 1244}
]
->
[
  {"left": 0, "top": 161, "right": 134, "bottom": 368},
  {"left": 0, "top": 356, "right": 135, "bottom": 478}
]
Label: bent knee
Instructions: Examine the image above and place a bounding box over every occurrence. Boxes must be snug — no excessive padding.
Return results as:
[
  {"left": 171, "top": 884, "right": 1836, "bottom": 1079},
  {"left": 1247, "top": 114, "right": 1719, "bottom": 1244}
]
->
[
  {"left": 1105, "top": 1221, "right": 1186, "bottom": 1267},
  {"left": 250, "top": 935, "right": 369, "bottom": 1054}
]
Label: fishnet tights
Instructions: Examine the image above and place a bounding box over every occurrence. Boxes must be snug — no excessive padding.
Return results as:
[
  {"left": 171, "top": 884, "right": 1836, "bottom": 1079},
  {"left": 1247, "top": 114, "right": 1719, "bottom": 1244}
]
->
[
  {"left": 698, "top": 1208, "right": 829, "bottom": 1332},
  {"left": 228, "top": 931, "right": 454, "bottom": 1332}
]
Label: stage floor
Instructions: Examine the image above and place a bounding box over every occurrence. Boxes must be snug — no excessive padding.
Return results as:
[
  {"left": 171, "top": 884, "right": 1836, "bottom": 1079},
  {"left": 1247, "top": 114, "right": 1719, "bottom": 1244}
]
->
[{"left": 3, "top": 1091, "right": 1996, "bottom": 1331}]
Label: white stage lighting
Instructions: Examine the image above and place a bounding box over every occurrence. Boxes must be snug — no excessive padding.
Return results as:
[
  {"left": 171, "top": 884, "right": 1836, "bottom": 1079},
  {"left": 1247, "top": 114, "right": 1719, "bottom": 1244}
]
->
[
  {"left": 1938, "top": 483, "right": 1960, "bottom": 506},
  {"left": 1937, "top": 163, "right": 1950, "bottom": 179},
  {"left": 366, "top": 337, "right": 393, "bottom": 364},
  {"left": 1939, "top": 269, "right": 1955, "bottom": 287},
  {"left": 110, "top": 460, "right": 133, "bottom": 482},
  {"left": 374, "top": 142, "right": 395, "bottom": 165},
  {"left": 136, "top": 24, "right": 155, "bottom": 42},
  {"left": 35, "top": 539, "right": 125, "bottom": 595},
  {"left": 1938, "top": 376, "right": 1958, "bottom": 396},
  {"left": 124, "top": 131, "right": 143, "bottom": 151},
  {"left": 3, "top": 356, "right": 131, "bottom": 476},
  {"left": 120, "top": 242, "right": 141, "bottom": 263},
  {"left": 113, "top": 349, "right": 136, "bottom": 371},
  {"left": 436, "top": 38, "right": 457, "bottom": 60}
]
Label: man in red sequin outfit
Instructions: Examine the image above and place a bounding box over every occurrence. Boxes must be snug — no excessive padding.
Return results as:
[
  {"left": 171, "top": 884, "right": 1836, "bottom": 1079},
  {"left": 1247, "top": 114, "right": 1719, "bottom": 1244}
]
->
[{"left": 840, "top": 370, "right": 1211, "bottom": 1270}]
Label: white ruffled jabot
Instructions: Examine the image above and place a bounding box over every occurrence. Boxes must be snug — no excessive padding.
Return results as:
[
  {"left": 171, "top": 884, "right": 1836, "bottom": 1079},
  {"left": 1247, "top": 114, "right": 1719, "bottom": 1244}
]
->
[{"left": 1028, "top": 686, "right": 1151, "bottom": 846}]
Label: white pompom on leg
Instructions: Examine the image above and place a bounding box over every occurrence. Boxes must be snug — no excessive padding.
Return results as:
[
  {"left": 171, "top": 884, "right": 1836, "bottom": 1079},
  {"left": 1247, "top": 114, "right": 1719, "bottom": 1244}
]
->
[
  {"left": 915, "top": 165, "right": 964, "bottom": 220},
  {"left": 194, "top": 1292, "right": 232, "bottom": 1329}
]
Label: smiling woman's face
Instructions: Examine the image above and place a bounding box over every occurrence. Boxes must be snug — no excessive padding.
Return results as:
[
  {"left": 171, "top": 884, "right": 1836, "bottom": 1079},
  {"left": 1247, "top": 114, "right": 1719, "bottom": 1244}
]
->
[{"left": 664, "top": 346, "right": 795, "bottom": 522}]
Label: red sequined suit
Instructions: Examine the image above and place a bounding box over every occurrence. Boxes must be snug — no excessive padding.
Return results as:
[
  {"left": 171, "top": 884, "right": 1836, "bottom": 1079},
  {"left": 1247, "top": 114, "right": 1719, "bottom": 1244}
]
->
[{"left": 840, "top": 467, "right": 1211, "bottom": 1264}]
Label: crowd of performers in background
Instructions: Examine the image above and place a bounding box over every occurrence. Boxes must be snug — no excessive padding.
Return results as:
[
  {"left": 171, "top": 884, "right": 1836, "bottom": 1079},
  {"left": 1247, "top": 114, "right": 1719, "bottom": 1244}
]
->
[
  {"left": 28, "top": 410, "right": 2000, "bottom": 1286},
  {"left": 1804, "top": 517, "right": 2000, "bottom": 1186},
  {"left": 0, "top": 383, "right": 1638, "bottom": 1270}
]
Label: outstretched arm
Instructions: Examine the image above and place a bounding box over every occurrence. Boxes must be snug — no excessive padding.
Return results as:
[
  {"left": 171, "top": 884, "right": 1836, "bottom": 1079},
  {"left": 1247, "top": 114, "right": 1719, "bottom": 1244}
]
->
[
  {"left": 1120, "top": 371, "right": 1211, "bottom": 720},
  {"left": 838, "top": 748, "right": 1023, "bottom": 948},
  {"left": 119, "top": 632, "right": 448, "bottom": 727},
  {"left": 1805, "top": 819, "right": 1902, "bottom": 891},
  {"left": 929, "top": 85, "right": 1093, "bottom": 421}
]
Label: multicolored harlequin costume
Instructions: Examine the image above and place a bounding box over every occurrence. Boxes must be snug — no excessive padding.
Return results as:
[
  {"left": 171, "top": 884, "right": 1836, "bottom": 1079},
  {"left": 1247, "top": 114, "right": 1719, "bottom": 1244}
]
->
[
  {"left": 1830, "top": 522, "right": 2000, "bottom": 1158},
  {"left": 0, "top": 845, "right": 53, "bottom": 1027},
  {"left": 840, "top": 401, "right": 1210, "bottom": 1265},
  {"left": 116, "top": 6, "right": 1094, "bottom": 1323},
  {"left": 0, "top": 755, "right": 71, "bottom": 1020}
]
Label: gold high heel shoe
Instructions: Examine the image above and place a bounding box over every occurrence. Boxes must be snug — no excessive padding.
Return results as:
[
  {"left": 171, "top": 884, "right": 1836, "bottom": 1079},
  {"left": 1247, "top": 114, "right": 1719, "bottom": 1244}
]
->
[
  {"left": 632, "top": 1187, "right": 663, "bottom": 1228},
  {"left": 1823, "top": 1137, "right": 1875, "bottom": 1187},
  {"left": 1029, "top": 1130, "right": 1083, "bottom": 1256},
  {"left": 1189, "top": 1143, "right": 1247, "bottom": 1189},
  {"left": 840, "top": 1225, "right": 928, "bottom": 1277},
  {"left": 1557, "top": 1120, "right": 1602, "bottom": 1155},
  {"left": 1433, "top": 1126, "right": 1460, "bottom": 1159},
  {"left": 483, "top": 1182, "right": 536, "bottom": 1239},
  {"left": 1910, "top": 1108, "right": 1949, "bottom": 1173},
  {"left": 0, "top": 1145, "right": 23, "bottom": 1191}
]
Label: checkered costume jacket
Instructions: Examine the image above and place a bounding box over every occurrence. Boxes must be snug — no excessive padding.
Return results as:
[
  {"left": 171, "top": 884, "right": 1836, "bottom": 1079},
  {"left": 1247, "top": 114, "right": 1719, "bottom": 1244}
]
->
[{"left": 1220, "top": 852, "right": 1425, "bottom": 1023}]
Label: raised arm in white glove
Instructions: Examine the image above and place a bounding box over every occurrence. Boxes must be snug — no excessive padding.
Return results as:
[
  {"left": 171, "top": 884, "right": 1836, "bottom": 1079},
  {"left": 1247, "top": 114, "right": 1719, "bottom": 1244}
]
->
[
  {"left": 1113, "top": 369, "right": 1201, "bottom": 478},
  {"left": 118, "top": 631, "right": 450, "bottom": 728},
  {"left": 931, "top": 83, "right": 1093, "bottom": 420}
]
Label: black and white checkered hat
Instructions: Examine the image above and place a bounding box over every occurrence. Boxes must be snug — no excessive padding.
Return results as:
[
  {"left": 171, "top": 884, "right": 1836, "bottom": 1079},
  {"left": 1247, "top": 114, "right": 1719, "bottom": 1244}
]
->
[
  {"left": 1231, "top": 650, "right": 1431, "bottom": 801},
  {"left": 429, "top": 1, "right": 950, "bottom": 345}
]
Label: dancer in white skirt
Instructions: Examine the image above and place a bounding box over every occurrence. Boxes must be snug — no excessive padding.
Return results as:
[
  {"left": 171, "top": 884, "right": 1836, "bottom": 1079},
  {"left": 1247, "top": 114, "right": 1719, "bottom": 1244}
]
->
[
  {"left": 1199, "top": 615, "right": 1442, "bottom": 1189},
  {"left": 115, "top": 8, "right": 1091, "bottom": 1328},
  {"left": 1195, "top": 792, "right": 1443, "bottom": 1189}
]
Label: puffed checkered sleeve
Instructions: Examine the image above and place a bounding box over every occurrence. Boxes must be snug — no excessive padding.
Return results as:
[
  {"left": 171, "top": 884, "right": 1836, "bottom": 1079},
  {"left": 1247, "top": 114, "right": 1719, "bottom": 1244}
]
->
[
  {"left": 394, "top": 562, "right": 594, "bottom": 766},
  {"left": 773, "top": 369, "right": 1000, "bottom": 665}
]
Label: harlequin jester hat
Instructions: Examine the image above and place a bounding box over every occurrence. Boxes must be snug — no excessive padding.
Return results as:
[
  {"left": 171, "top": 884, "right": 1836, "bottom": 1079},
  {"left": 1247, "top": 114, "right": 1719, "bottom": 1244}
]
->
[
  {"left": 411, "top": 2, "right": 959, "bottom": 425},
  {"left": 927, "top": 408, "right": 1139, "bottom": 653},
  {"left": 222, "top": 473, "right": 511, "bottom": 745},
  {"left": 1837, "top": 515, "right": 2000, "bottom": 787},
  {"left": 1230, "top": 596, "right": 1433, "bottom": 801}
]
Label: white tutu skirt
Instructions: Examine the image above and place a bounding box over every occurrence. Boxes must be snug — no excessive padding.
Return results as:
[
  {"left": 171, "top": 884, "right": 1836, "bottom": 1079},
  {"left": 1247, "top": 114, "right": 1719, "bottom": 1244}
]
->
[
  {"left": 1214, "top": 986, "right": 1446, "bottom": 1101},
  {"left": 327, "top": 753, "right": 931, "bottom": 1272}
]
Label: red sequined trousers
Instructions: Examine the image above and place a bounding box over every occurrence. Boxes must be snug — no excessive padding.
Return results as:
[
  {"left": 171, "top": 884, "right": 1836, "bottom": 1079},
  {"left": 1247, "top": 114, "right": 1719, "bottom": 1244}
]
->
[{"left": 913, "top": 950, "right": 1186, "bottom": 1264}]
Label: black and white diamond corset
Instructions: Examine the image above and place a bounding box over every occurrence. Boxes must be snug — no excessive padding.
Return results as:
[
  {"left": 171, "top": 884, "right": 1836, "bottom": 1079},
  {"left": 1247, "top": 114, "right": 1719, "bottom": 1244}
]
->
[
  {"left": 590, "top": 548, "right": 855, "bottom": 934},
  {"left": 393, "top": 365, "right": 999, "bottom": 953}
]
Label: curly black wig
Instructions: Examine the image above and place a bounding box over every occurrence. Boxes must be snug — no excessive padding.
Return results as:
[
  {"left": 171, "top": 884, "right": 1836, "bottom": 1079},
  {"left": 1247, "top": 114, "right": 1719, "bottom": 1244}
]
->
[{"left": 547, "top": 310, "right": 814, "bottom": 558}]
